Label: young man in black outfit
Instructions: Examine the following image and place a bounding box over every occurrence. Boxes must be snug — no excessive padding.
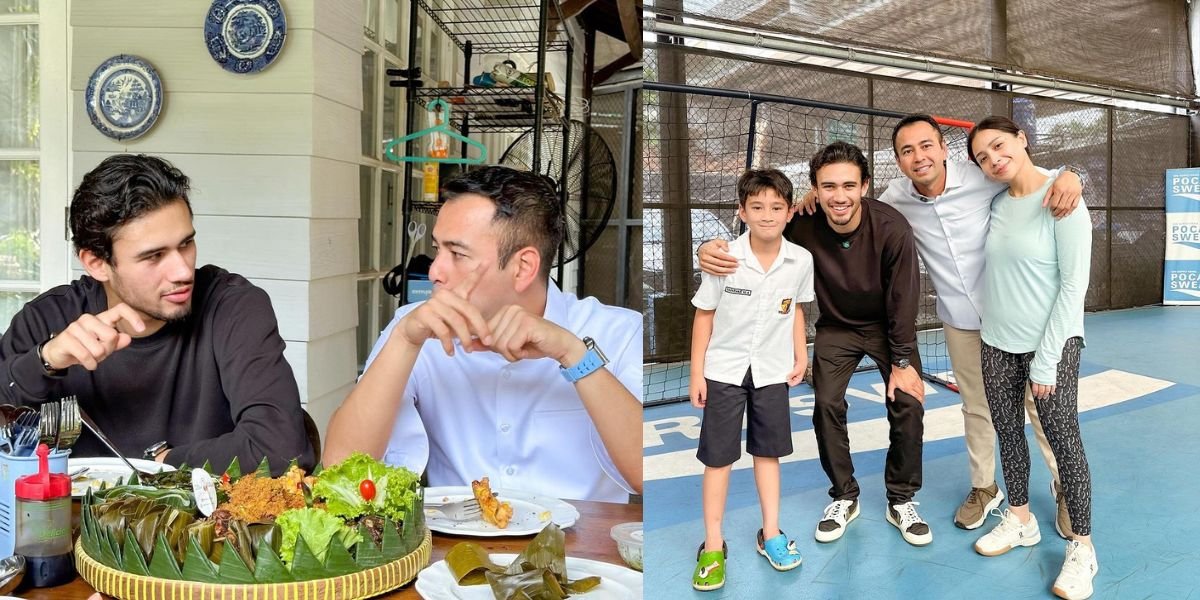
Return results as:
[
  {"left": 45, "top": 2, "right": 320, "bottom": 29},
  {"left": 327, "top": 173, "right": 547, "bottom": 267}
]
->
[
  {"left": 0, "top": 154, "right": 313, "bottom": 475},
  {"left": 698, "top": 141, "right": 930, "bottom": 546}
]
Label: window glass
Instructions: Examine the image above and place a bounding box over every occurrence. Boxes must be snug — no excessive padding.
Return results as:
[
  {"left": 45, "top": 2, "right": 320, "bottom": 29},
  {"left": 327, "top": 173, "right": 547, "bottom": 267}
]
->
[
  {"left": 361, "top": 49, "right": 377, "bottom": 157},
  {"left": 359, "top": 166, "right": 374, "bottom": 271},
  {"left": 0, "top": 160, "right": 39, "bottom": 280},
  {"left": 363, "top": 0, "right": 378, "bottom": 41},
  {"left": 0, "top": 25, "right": 39, "bottom": 149}
]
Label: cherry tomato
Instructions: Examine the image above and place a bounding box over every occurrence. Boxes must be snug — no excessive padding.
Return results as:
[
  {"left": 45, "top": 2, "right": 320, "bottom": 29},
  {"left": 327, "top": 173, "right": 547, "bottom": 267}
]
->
[{"left": 360, "top": 479, "right": 376, "bottom": 501}]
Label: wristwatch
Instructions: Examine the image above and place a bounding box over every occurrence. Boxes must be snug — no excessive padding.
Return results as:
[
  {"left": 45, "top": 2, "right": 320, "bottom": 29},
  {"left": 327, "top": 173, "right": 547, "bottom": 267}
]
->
[
  {"left": 36, "top": 337, "right": 63, "bottom": 377},
  {"left": 560, "top": 337, "right": 608, "bottom": 383},
  {"left": 892, "top": 358, "right": 911, "bottom": 370},
  {"left": 143, "top": 440, "right": 170, "bottom": 460}
]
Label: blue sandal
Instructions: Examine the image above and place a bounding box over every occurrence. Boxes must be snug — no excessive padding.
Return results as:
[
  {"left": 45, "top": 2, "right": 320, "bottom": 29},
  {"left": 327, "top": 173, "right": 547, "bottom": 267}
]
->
[{"left": 757, "top": 528, "right": 803, "bottom": 571}]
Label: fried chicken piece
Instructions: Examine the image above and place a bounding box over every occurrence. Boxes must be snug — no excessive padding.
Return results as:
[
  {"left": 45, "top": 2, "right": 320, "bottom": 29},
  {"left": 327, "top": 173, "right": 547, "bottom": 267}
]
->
[{"left": 471, "top": 476, "right": 513, "bottom": 529}]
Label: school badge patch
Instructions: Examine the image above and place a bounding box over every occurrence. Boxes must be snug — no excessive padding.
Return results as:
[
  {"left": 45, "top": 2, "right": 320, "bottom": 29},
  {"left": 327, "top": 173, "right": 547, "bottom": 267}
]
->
[{"left": 779, "top": 297, "right": 793, "bottom": 314}]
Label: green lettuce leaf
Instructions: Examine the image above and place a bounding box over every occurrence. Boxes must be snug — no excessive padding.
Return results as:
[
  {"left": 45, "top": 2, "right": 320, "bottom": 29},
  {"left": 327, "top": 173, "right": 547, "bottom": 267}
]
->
[
  {"left": 275, "top": 507, "right": 361, "bottom": 566},
  {"left": 311, "top": 452, "right": 419, "bottom": 522}
]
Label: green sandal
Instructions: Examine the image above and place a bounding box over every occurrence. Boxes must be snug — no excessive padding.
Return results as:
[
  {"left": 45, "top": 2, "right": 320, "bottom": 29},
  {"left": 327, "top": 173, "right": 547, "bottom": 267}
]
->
[{"left": 692, "top": 541, "right": 728, "bottom": 591}]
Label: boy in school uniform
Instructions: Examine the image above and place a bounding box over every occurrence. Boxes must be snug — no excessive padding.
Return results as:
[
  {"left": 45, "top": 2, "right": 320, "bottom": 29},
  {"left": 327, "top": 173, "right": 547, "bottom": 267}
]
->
[{"left": 689, "top": 169, "right": 815, "bottom": 591}]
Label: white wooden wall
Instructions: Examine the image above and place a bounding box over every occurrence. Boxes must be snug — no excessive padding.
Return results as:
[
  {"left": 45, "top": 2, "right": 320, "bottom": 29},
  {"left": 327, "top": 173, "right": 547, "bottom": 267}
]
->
[{"left": 69, "top": 0, "right": 363, "bottom": 438}]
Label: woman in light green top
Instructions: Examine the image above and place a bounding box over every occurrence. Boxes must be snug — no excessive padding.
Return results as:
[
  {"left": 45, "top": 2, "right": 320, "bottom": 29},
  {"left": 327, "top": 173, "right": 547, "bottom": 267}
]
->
[{"left": 967, "top": 116, "right": 1096, "bottom": 600}]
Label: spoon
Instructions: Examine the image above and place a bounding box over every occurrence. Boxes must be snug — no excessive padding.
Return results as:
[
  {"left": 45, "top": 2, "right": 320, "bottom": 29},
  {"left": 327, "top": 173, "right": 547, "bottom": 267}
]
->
[{"left": 0, "top": 554, "right": 24, "bottom": 595}]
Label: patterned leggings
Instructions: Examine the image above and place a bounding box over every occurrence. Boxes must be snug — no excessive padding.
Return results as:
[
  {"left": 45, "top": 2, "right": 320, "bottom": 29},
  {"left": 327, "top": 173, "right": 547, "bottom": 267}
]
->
[{"left": 981, "top": 337, "right": 1091, "bottom": 536}]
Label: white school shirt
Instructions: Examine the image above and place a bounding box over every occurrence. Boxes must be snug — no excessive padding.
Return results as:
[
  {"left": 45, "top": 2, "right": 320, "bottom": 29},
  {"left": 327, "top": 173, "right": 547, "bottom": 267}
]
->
[
  {"left": 367, "top": 282, "right": 642, "bottom": 503},
  {"left": 692, "top": 233, "right": 815, "bottom": 387},
  {"left": 880, "top": 161, "right": 1062, "bottom": 331}
]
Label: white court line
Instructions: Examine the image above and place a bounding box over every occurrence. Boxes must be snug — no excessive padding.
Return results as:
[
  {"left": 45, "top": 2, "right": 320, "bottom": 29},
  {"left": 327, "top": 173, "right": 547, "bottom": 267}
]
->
[{"left": 643, "top": 369, "right": 1173, "bottom": 482}]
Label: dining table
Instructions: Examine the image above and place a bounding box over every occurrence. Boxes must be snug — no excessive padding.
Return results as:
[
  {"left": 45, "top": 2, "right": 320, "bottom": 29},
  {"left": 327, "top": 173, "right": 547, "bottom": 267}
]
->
[{"left": 20, "top": 497, "right": 641, "bottom": 599}]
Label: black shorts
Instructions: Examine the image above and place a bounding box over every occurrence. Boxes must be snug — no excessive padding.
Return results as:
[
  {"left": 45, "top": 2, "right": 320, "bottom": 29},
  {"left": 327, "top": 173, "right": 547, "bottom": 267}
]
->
[{"left": 697, "top": 367, "right": 794, "bottom": 468}]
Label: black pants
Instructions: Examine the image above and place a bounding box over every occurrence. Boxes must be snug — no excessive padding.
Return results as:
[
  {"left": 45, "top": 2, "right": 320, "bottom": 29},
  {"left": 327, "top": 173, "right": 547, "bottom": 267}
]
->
[{"left": 812, "top": 324, "right": 924, "bottom": 505}]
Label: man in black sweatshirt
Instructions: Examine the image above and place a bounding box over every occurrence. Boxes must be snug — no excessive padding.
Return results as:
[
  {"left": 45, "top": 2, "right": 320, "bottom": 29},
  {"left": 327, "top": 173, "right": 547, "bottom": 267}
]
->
[
  {"left": 698, "top": 142, "right": 929, "bottom": 546},
  {"left": 0, "top": 154, "right": 313, "bottom": 475}
]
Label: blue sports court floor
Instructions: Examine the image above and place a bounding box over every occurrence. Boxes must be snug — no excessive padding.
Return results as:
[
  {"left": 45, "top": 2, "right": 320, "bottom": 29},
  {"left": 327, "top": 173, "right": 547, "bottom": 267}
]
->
[{"left": 642, "top": 306, "right": 1200, "bottom": 599}]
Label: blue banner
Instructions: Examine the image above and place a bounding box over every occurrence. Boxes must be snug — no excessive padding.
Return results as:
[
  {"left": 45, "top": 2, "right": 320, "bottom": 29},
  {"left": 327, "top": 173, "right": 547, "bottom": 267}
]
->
[{"left": 1165, "top": 168, "right": 1200, "bottom": 304}]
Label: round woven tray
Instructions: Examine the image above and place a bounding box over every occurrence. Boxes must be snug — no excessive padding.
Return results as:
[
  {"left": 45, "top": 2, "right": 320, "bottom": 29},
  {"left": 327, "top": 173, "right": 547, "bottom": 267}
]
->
[{"left": 75, "top": 530, "right": 432, "bottom": 600}]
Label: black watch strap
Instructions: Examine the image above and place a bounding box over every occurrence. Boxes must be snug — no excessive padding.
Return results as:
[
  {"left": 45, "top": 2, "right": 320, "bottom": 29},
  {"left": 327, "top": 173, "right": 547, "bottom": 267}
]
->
[{"left": 36, "top": 337, "right": 64, "bottom": 376}]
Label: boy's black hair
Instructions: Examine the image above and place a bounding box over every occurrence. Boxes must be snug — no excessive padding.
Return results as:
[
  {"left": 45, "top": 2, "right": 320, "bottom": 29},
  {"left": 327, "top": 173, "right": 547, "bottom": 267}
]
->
[{"left": 736, "top": 169, "right": 794, "bottom": 206}]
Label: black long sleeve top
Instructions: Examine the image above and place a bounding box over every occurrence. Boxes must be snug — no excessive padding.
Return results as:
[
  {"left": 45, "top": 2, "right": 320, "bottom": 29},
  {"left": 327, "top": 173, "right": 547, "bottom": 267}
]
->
[
  {"left": 784, "top": 198, "right": 920, "bottom": 362},
  {"left": 0, "top": 265, "right": 314, "bottom": 475}
]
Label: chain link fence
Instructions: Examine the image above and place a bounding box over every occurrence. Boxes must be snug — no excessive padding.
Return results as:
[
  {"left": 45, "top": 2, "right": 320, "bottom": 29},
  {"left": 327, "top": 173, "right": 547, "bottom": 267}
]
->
[{"left": 644, "top": 44, "right": 1189, "bottom": 404}]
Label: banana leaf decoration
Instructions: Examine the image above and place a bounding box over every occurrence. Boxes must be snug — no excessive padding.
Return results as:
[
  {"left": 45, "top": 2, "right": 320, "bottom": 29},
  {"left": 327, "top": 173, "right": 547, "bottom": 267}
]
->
[
  {"left": 80, "top": 455, "right": 426, "bottom": 584},
  {"left": 447, "top": 524, "right": 602, "bottom": 599}
]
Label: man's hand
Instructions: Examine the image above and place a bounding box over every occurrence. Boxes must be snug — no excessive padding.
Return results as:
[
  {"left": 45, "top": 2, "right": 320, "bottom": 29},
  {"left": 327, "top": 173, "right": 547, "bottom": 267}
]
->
[
  {"left": 1043, "top": 170, "right": 1082, "bottom": 219},
  {"left": 485, "top": 305, "right": 585, "bottom": 366},
  {"left": 397, "top": 265, "right": 493, "bottom": 355},
  {"left": 887, "top": 364, "right": 925, "bottom": 404},
  {"left": 799, "top": 188, "right": 819, "bottom": 215},
  {"left": 1031, "top": 382, "right": 1056, "bottom": 401},
  {"left": 787, "top": 358, "right": 808, "bottom": 387},
  {"left": 690, "top": 376, "right": 707, "bottom": 408},
  {"left": 697, "top": 239, "right": 738, "bottom": 277},
  {"left": 40, "top": 303, "right": 146, "bottom": 371}
]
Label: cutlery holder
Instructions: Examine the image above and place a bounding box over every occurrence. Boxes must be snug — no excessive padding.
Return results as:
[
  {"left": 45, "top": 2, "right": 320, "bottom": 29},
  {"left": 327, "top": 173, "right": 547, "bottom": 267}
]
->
[{"left": 0, "top": 448, "right": 69, "bottom": 558}]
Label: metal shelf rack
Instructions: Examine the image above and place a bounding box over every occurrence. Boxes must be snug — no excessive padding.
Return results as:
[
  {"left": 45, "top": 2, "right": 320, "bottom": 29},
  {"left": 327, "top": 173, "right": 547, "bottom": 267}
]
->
[{"left": 394, "top": 0, "right": 575, "bottom": 299}]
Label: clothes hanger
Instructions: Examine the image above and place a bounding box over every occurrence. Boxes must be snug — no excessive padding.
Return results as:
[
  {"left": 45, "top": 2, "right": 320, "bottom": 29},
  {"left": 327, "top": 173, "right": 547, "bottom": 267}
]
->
[{"left": 383, "top": 98, "right": 488, "bottom": 165}]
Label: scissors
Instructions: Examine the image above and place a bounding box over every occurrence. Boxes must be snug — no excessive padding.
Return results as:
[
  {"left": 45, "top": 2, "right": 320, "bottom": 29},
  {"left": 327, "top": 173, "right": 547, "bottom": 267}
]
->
[{"left": 406, "top": 220, "right": 428, "bottom": 265}]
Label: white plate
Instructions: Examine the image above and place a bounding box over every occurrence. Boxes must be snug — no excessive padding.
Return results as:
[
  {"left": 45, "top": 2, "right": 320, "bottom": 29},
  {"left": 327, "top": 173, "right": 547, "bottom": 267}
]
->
[
  {"left": 423, "top": 486, "right": 579, "bottom": 537},
  {"left": 68, "top": 457, "right": 176, "bottom": 497},
  {"left": 415, "top": 553, "right": 642, "bottom": 600}
]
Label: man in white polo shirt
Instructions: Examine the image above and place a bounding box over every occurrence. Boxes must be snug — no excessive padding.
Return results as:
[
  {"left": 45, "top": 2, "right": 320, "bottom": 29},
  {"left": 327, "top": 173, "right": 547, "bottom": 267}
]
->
[{"left": 324, "top": 166, "right": 642, "bottom": 503}]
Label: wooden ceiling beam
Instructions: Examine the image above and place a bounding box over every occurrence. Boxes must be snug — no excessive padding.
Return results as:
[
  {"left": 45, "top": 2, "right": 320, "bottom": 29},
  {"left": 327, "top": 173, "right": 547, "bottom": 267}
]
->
[
  {"left": 595, "top": 51, "right": 638, "bottom": 85},
  {"left": 616, "top": 0, "right": 642, "bottom": 57},
  {"left": 560, "top": 0, "right": 601, "bottom": 20}
]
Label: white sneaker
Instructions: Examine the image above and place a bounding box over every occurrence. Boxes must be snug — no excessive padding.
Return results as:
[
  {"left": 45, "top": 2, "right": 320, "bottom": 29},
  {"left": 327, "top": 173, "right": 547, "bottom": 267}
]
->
[
  {"left": 1052, "top": 540, "right": 1098, "bottom": 600},
  {"left": 974, "top": 508, "right": 1041, "bottom": 556},
  {"left": 814, "top": 499, "right": 859, "bottom": 542},
  {"left": 887, "top": 501, "right": 932, "bottom": 546}
]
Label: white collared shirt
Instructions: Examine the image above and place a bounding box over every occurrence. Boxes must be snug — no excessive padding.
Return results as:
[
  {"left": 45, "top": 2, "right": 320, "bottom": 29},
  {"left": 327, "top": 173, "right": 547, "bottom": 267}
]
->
[
  {"left": 880, "top": 161, "right": 1059, "bottom": 330},
  {"left": 367, "top": 282, "right": 642, "bottom": 503},
  {"left": 692, "top": 233, "right": 814, "bottom": 387}
]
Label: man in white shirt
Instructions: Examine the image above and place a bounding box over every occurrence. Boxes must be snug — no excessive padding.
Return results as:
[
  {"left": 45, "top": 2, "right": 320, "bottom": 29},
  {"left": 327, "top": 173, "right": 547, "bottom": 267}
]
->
[
  {"left": 796, "top": 115, "right": 1082, "bottom": 535},
  {"left": 324, "top": 166, "right": 642, "bottom": 503}
]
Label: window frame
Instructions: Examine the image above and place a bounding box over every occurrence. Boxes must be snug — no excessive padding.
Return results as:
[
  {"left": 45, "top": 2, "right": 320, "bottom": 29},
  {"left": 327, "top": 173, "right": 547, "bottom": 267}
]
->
[{"left": 0, "top": 1, "right": 70, "bottom": 325}]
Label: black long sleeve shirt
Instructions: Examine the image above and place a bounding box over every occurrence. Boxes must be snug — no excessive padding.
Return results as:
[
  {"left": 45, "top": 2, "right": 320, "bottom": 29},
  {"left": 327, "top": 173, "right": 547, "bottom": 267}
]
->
[
  {"left": 784, "top": 198, "right": 920, "bottom": 362},
  {"left": 0, "top": 265, "right": 314, "bottom": 475}
]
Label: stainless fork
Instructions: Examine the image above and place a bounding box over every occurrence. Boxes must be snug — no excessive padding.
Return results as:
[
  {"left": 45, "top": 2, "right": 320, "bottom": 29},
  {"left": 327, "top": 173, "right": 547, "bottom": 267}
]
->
[
  {"left": 55, "top": 396, "right": 82, "bottom": 450},
  {"left": 425, "top": 498, "right": 483, "bottom": 522},
  {"left": 38, "top": 401, "right": 59, "bottom": 447}
]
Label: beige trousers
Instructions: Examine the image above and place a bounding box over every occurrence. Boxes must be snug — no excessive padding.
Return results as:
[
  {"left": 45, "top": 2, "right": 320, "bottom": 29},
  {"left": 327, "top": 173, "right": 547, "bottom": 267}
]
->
[{"left": 944, "top": 324, "right": 1060, "bottom": 489}]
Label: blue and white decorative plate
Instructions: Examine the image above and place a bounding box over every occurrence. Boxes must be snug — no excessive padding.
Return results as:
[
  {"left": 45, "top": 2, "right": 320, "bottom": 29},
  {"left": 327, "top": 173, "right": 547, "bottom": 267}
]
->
[
  {"left": 204, "top": 0, "right": 287, "bottom": 74},
  {"left": 84, "top": 55, "right": 164, "bottom": 141}
]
